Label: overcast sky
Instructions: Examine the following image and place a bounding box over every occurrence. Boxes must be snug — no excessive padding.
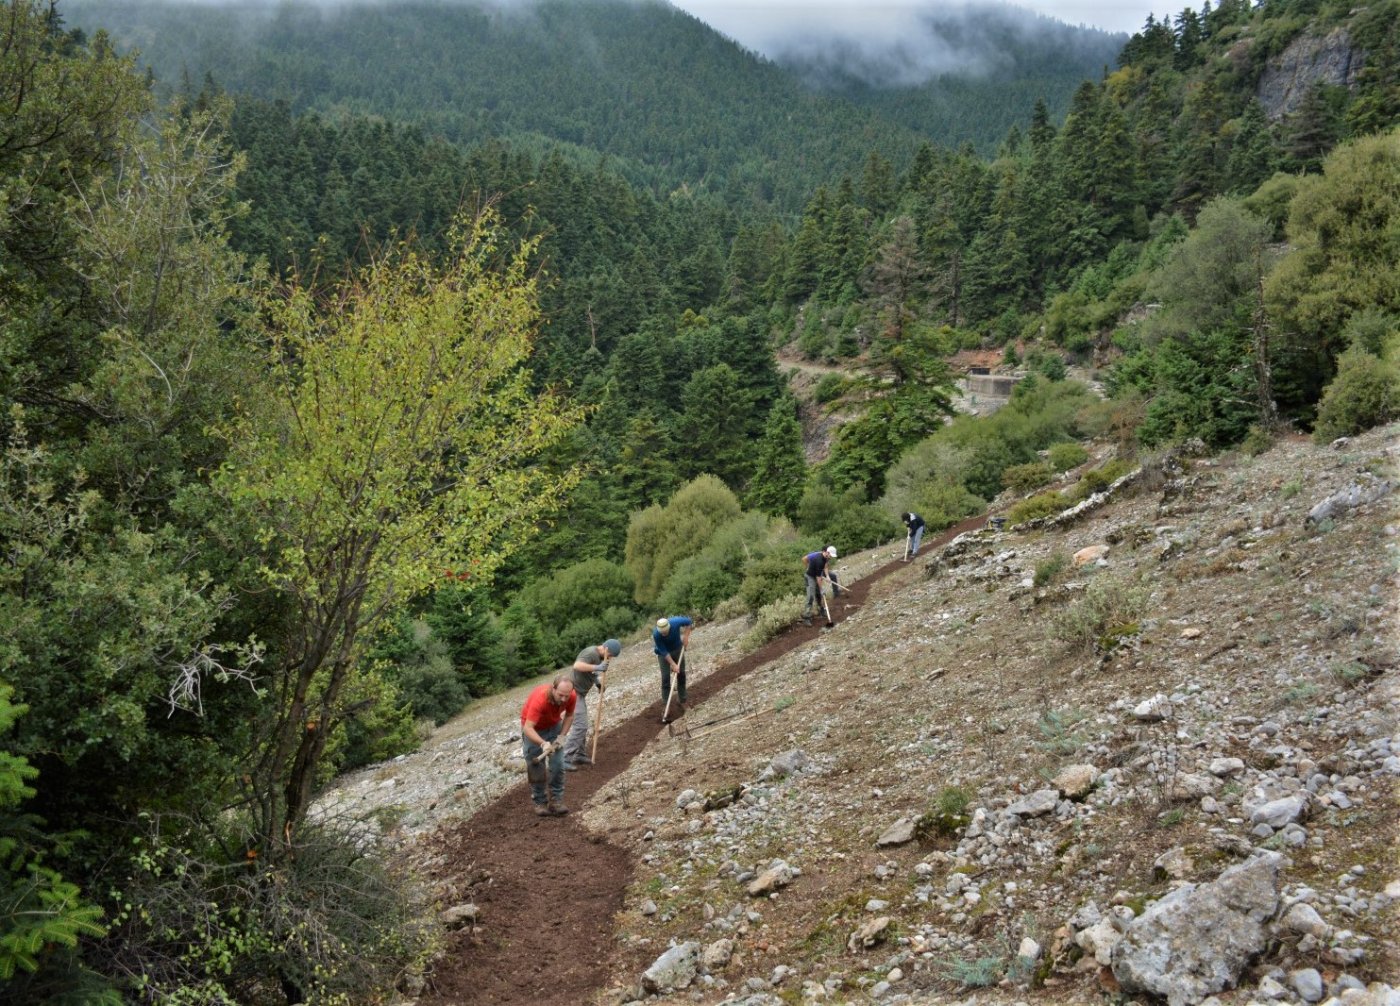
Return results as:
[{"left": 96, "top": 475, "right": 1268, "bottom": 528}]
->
[{"left": 670, "top": 1, "right": 1158, "bottom": 52}]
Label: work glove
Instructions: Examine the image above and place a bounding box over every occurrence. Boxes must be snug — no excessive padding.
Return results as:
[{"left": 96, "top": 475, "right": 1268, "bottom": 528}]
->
[
  {"left": 596, "top": 660, "right": 609, "bottom": 674},
  {"left": 539, "top": 741, "right": 558, "bottom": 758}
]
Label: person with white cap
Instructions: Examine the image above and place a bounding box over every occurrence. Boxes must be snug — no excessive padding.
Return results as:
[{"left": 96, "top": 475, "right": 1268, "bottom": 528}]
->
[
  {"left": 652, "top": 615, "right": 692, "bottom": 722},
  {"left": 563, "top": 637, "right": 621, "bottom": 770},
  {"left": 802, "top": 545, "right": 839, "bottom": 626}
]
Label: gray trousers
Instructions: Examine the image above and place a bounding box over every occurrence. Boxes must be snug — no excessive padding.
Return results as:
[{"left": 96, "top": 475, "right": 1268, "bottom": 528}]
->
[
  {"left": 522, "top": 723, "right": 565, "bottom": 805},
  {"left": 563, "top": 688, "right": 591, "bottom": 764}
]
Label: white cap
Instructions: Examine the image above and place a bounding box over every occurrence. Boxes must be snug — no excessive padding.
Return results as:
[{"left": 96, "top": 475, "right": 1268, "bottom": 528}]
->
[
  {"left": 824, "top": 546, "right": 837, "bottom": 558},
  {"left": 656, "top": 617, "right": 670, "bottom": 631}
]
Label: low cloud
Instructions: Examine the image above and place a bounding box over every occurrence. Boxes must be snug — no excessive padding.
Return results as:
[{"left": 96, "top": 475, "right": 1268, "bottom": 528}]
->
[{"left": 674, "top": 0, "right": 1125, "bottom": 88}]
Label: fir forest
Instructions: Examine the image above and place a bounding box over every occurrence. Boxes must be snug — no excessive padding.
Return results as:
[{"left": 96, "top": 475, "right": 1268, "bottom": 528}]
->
[{"left": 2, "top": 0, "right": 1399, "bottom": 1002}]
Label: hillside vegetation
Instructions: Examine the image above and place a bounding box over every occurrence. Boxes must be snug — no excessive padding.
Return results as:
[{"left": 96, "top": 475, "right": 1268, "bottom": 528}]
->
[
  {"left": 2, "top": 0, "right": 1399, "bottom": 1000},
  {"left": 330, "top": 422, "right": 1399, "bottom": 1006}
]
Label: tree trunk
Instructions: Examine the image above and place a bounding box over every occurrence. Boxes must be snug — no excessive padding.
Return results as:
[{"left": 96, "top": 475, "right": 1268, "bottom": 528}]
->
[{"left": 1252, "top": 266, "right": 1281, "bottom": 431}]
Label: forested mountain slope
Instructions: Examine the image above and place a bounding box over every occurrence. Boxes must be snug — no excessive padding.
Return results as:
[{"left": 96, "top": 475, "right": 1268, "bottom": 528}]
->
[
  {"left": 4, "top": 0, "right": 1399, "bottom": 999},
  {"left": 772, "top": 6, "right": 1126, "bottom": 152},
  {"left": 62, "top": 0, "right": 1115, "bottom": 210}
]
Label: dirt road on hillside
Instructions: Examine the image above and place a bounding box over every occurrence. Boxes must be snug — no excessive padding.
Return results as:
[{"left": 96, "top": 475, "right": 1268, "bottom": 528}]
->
[{"left": 416, "top": 514, "right": 989, "bottom": 1005}]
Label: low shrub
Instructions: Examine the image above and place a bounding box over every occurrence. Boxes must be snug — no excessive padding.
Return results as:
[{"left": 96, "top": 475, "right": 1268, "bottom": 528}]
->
[
  {"left": 100, "top": 821, "right": 436, "bottom": 1004},
  {"left": 737, "top": 594, "right": 805, "bottom": 653},
  {"left": 813, "top": 372, "right": 846, "bottom": 403},
  {"left": 1007, "top": 491, "right": 1067, "bottom": 525},
  {"left": 1033, "top": 554, "right": 1068, "bottom": 587},
  {"left": 657, "top": 555, "right": 740, "bottom": 618},
  {"left": 1002, "top": 460, "right": 1055, "bottom": 494},
  {"left": 1047, "top": 441, "right": 1089, "bottom": 471},
  {"left": 1068, "top": 458, "right": 1135, "bottom": 500},
  {"left": 739, "top": 551, "right": 803, "bottom": 613},
  {"left": 1313, "top": 348, "right": 1399, "bottom": 443},
  {"left": 1239, "top": 423, "right": 1276, "bottom": 457},
  {"left": 915, "top": 785, "right": 972, "bottom": 840},
  {"left": 819, "top": 502, "right": 900, "bottom": 552},
  {"left": 710, "top": 595, "right": 750, "bottom": 622},
  {"left": 1049, "top": 574, "right": 1151, "bottom": 652},
  {"left": 1034, "top": 708, "right": 1088, "bottom": 756}
]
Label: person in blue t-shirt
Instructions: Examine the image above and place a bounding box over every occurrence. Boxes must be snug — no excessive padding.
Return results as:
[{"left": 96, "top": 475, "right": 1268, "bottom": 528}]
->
[
  {"left": 652, "top": 615, "right": 692, "bottom": 722},
  {"left": 802, "top": 545, "right": 840, "bottom": 625}
]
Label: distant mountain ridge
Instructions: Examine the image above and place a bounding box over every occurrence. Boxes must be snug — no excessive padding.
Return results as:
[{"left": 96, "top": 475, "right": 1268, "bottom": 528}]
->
[
  {"left": 771, "top": 6, "right": 1125, "bottom": 147},
  {"left": 61, "top": 0, "right": 1120, "bottom": 208}
]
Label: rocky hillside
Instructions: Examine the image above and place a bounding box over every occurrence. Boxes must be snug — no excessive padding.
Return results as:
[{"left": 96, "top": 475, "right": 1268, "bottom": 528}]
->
[{"left": 317, "top": 423, "right": 1399, "bottom": 1006}]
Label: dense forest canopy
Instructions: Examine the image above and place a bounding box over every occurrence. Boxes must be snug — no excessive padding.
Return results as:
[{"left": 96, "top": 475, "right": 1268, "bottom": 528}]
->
[
  {"left": 2, "top": 0, "right": 1398, "bottom": 999},
  {"left": 62, "top": 0, "right": 1121, "bottom": 210}
]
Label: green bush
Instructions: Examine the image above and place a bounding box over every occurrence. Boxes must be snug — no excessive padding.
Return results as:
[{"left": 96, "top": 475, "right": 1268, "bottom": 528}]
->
[
  {"left": 497, "top": 602, "right": 549, "bottom": 681},
  {"left": 819, "top": 502, "right": 900, "bottom": 552},
  {"left": 370, "top": 619, "right": 471, "bottom": 726},
  {"left": 906, "top": 481, "right": 986, "bottom": 531},
  {"left": 1049, "top": 574, "right": 1151, "bottom": 652},
  {"left": 1002, "top": 460, "right": 1055, "bottom": 494},
  {"left": 1239, "top": 423, "right": 1276, "bottom": 456},
  {"left": 332, "top": 666, "right": 420, "bottom": 774},
  {"left": 1007, "top": 491, "right": 1067, "bottom": 525},
  {"left": 915, "top": 785, "right": 972, "bottom": 840},
  {"left": 425, "top": 584, "right": 507, "bottom": 697},
  {"left": 795, "top": 482, "right": 844, "bottom": 537},
  {"left": 1339, "top": 307, "right": 1398, "bottom": 357},
  {"left": 1312, "top": 348, "right": 1400, "bottom": 442},
  {"left": 1026, "top": 347, "right": 1068, "bottom": 381},
  {"left": 813, "top": 372, "right": 846, "bottom": 403},
  {"left": 739, "top": 551, "right": 804, "bottom": 613},
  {"left": 1067, "top": 459, "right": 1135, "bottom": 501},
  {"left": 511, "top": 558, "right": 637, "bottom": 657},
  {"left": 1047, "top": 441, "right": 1089, "bottom": 471},
  {"left": 104, "top": 821, "right": 435, "bottom": 1004},
  {"left": 657, "top": 556, "right": 741, "bottom": 617},
  {"left": 625, "top": 476, "right": 742, "bottom": 605},
  {"left": 656, "top": 511, "right": 792, "bottom": 617},
  {"left": 880, "top": 439, "right": 987, "bottom": 530},
  {"left": 1033, "top": 554, "right": 1068, "bottom": 587},
  {"left": 737, "top": 594, "right": 805, "bottom": 653},
  {"left": 797, "top": 483, "right": 898, "bottom": 549}
]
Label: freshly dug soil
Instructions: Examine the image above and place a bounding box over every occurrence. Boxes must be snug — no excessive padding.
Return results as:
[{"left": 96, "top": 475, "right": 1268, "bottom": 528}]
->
[{"left": 417, "top": 515, "right": 988, "bottom": 1005}]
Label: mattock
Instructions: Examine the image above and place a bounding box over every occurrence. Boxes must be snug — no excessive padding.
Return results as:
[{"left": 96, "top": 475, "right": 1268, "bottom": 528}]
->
[{"left": 661, "top": 638, "right": 688, "bottom": 724}]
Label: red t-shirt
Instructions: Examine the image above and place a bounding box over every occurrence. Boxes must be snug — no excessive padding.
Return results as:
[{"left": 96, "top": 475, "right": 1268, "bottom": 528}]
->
[{"left": 520, "top": 683, "right": 576, "bottom": 731}]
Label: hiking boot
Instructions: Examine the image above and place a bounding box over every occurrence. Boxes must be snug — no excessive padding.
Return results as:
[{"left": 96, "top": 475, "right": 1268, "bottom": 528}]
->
[
  {"left": 547, "top": 801, "right": 569, "bottom": 816},
  {"left": 802, "top": 615, "right": 812, "bottom": 626},
  {"left": 564, "top": 762, "right": 579, "bottom": 772},
  {"left": 573, "top": 754, "right": 593, "bottom": 765},
  {"left": 534, "top": 804, "right": 550, "bottom": 816}
]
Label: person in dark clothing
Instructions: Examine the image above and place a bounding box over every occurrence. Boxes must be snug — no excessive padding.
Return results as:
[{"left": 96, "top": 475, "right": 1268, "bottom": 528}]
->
[
  {"left": 902, "top": 512, "right": 926, "bottom": 559},
  {"left": 802, "top": 545, "right": 839, "bottom": 625}
]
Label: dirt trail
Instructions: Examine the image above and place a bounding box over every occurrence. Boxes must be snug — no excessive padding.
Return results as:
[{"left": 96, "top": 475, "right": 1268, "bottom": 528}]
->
[{"left": 417, "top": 515, "right": 988, "bottom": 1005}]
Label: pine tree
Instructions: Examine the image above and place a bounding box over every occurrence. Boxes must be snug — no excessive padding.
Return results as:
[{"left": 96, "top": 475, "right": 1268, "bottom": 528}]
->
[{"left": 743, "top": 396, "right": 807, "bottom": 519}]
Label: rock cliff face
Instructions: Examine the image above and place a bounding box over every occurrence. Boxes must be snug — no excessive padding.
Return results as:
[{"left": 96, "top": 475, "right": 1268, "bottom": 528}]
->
[{"left": 1257, "top": 26, "right": 1364, "bottom": 120}]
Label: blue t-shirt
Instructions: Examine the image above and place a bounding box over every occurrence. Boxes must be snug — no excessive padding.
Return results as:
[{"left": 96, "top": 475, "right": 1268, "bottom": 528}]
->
[
  {"left": 652, "top": 616, "right": 692, "bottom": 658},
  {"left": 805, "top": 551, "right": 829, "bottom": 577}
]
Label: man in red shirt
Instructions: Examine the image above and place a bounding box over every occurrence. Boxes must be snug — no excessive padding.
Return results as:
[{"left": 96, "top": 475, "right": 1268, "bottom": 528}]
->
[{"left": 521, "top": 675, "right": 577, "bottom": 816}]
